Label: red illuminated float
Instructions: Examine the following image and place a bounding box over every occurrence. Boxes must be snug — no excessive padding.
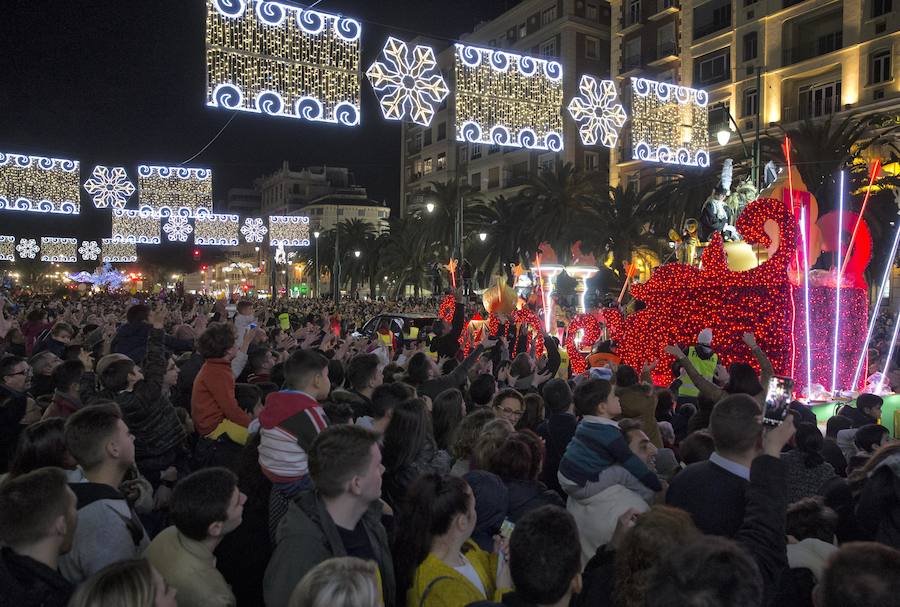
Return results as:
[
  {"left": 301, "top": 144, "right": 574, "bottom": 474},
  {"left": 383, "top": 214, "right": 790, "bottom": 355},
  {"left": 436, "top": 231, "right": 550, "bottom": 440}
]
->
[
  {"left": 565, "top": 313, "right": 604, "bottom": 374},
  {"left": 616, "top": 197, "right": 797, "bottom": 385}
]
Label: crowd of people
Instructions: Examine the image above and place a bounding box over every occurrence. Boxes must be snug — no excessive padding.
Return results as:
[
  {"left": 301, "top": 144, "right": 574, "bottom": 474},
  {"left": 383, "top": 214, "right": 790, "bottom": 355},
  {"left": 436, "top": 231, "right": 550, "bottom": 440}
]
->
[{"left": 0, "top": 289, "right": 899, "bottom": 607}]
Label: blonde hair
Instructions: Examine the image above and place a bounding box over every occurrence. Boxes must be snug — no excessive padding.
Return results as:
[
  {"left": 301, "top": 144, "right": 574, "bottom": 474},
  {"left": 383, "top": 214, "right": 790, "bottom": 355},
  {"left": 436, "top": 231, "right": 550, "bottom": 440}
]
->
[
  {"left": 288, "top": 557, "right": 379, "bottom": 607},
  {"left": 68, "top": 559, "right": 157, "bottom": 607}
]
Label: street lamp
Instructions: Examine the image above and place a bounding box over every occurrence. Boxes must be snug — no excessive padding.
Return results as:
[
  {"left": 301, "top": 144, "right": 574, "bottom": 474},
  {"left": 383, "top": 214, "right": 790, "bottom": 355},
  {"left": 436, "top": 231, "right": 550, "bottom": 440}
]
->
[
  {"left": 425, "top": 202, "right": 435, "bottom": 213},
  {"left": 354, "top": 250, "right": 361, "bottom": 258},
  {"left": 313, "top": 231, "right": 320, "bottom": 298},
  {"left": 716, "top": 128, "right": 731, "bottom": 147},
  {"left": 478, "top": 232, "right": 487, "bottom": 242}
]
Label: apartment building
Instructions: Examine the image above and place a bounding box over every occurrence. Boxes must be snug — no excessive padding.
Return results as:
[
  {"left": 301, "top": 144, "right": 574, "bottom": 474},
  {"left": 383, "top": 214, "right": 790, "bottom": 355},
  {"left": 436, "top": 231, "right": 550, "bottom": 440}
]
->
[
  {"left": 256, "top": 163, "right": 389, "bottom": 233},
  {"left": 400, "top": 0, "right": 613, "bottom": 215},
  {"left": 609, "top": 0, "right": 900, "bottom": 187}
]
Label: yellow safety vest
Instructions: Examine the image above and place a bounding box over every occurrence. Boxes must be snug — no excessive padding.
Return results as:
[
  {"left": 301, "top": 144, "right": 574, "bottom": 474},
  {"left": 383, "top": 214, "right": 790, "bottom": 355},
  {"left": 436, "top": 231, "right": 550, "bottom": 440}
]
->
[{"left": 678, "top": 346, "right": 718, "bottom": 398}]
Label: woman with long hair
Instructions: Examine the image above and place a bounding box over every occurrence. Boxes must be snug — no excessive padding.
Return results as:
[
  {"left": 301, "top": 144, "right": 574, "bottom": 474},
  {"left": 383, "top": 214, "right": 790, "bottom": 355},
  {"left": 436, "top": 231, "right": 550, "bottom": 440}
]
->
[
  {"left": 393, "top": 473, "right": 510, "bottom": 607},
  {"left": 382, "top": 398, "right": 450, "bottom": 506},
  {"left": 432, "top": 389, "right": 466, "bottom": 453},
  {"left": 68, "top": 559, "right": 177, "bottom": 607}
]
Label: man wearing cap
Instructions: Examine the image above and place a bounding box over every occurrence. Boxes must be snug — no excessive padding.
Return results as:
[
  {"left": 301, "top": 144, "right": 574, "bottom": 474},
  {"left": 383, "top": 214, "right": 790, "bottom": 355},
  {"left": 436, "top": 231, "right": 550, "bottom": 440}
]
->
[{"left": 676, "top": 329, "right": 718, "bottom": 406}]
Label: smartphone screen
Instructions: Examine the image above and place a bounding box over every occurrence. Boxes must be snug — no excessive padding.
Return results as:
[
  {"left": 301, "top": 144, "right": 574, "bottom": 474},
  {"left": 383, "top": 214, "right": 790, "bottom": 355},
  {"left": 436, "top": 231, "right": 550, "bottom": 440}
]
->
[{"left": 763, "top": 376, "right": 794, "bottom": 425}]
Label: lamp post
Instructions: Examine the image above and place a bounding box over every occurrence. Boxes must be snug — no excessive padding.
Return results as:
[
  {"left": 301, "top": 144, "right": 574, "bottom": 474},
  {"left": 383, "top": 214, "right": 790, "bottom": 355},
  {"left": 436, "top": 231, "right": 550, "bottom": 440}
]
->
[
  {"left": 313, "top": 231, "right": 320, "bottom": 298},
  {"left": 714, "top": 65, "right": 764, "bottom": 189}
]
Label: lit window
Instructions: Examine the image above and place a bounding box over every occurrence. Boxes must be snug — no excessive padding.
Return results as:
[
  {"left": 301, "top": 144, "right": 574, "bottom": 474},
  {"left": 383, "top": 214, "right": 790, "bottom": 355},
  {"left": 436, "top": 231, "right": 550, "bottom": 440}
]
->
[
  {"left": 871, "top": 49, "right": 892, "bottom": 84},
  {"left": 437, "top": 153, "right": 447, "bottom": 171},
  {"left": 742, "top": 88, "right": 758, "bottom": 117}
]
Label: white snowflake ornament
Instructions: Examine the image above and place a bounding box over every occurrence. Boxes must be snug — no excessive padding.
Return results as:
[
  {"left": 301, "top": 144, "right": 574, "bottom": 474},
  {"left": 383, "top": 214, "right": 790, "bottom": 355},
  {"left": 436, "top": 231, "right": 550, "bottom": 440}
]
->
[
  {"left": 16, "top": 238, "right": 39, "bottom": 259},
  {"left": 567, "top": 76, "right": 627, "bottom": 148},
  {"left": 163, "top": 217, "right": 193, "bottom": 242},
  {"left": 83, "top": 166, "right": 136, "bottom": 209},
  {"left": 78, "top": 240, "right": 101, "bottom": 261},
  {"left": 241, "top": 217, "right": 268, "bottom": 243}
]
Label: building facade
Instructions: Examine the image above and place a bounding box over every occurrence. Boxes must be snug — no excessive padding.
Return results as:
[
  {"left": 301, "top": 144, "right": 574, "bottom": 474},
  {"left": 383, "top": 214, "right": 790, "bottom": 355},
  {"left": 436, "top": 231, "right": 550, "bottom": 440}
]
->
[
  {"left": 400, "top": 0, "right": 613, "bottom": 215},
  {"left": 609, "top": 0, "right": 900, "bottom": 187},
  {"left": 256, "top": 163, "right": 390, "bottom": 233}
]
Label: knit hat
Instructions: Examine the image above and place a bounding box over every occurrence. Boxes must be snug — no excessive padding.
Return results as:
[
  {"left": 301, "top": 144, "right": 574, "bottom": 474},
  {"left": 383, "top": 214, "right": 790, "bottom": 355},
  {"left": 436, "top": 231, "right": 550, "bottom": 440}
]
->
[
  {"left": 589, "top": 367, "right": 613, "bottom": 381},
  {"left": 96, "top": 353, "right": 130, "bottom": 377},
  {"left": 698, "top": 328, "right": 713, "bottom": 346}
]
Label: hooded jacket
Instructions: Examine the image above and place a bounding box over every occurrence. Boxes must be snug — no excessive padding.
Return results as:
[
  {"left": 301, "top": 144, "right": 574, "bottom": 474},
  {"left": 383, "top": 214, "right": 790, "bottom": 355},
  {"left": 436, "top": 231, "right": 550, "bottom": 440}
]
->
[{"left": 263, "top": 490, "right": 395, "bottom": 607}]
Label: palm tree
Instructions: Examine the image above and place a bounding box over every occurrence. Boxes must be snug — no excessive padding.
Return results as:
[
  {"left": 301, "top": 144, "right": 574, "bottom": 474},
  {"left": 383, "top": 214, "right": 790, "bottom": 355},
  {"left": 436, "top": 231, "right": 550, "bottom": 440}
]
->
[
  {"left": 412, "top": 178, "right": 478, "bottom": 260},
  {"left": 585, "top": 183, "right": 664, "bottom": 278},
  {"left": 761, "top": 113, "right": 900, "bottom": 214},
  {"left": 520, "top": 160, "right": 601, "bottom": 265},
  {"left": 360, "top": 231, "right": 388, "bottom": 299},
  {"left": 468, "top": 195, "right": 534, "bottom": 284},
  {"left": 381, "top": 217, "right": 431, "bottom": 298},
  {"left": 335, "top": 219, "right": 375, "bottom": 297}
]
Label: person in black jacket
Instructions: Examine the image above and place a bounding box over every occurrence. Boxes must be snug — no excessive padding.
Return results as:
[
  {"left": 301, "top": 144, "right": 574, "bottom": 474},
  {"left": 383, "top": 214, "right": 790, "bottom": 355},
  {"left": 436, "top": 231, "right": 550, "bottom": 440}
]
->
[
  {"left": 822, "top": 415, "right": 852, "bottom": 477},
  {"left": 486, "top": 432, "right": 563, "bottom": 523},
  {"left": 0, "top": 467, "right": 77, "bottom": 607},
  {"left": 111, "top": 304, "right": 193, "bottom": 364},
  {"left": 838, "top": 393, "right": 883, "bottom": 429},
  {"left": 647, "top": 407, "right": 794, "bottom": 607},
  {"left": 0, "top": 355, "right": 37, "bottom": 473},
  {"left": 667, "top": 394, "right": 769, "bottom": 537},
  {"left": 537, "top": 379, "right": 576, "bottom": 498},
  {"left": 430, "top": 292, "right": 465, "bottom": 361},
  {"left": 31, "top": 322, "right": 74, "bottom": 360}
]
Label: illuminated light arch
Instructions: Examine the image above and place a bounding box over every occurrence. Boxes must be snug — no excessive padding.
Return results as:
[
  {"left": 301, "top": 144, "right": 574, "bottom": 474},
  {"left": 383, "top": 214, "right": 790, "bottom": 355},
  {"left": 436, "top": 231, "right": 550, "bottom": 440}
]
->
[
  {"left": 629, "top": 77, "right": 709, "bottom": 167},
  {"left": 454, "top": 43, "right": 564, "bottom": 151},
  {"left": 112, "top": 209, "right": 161, "bottom": 244},
  {"left": 367, "top": 37, "right": 450, "bottom": 127},
  {"left": 101, "top": 239, "right": 138, "bottom": 263},
  {"left": 195, "top": 214, "right": 240, "bottom": 246},
  {"left": 269, "top": 215, "right": 310, "bottom": 247},
  {"left": 0, "top": 236, "right": 14, "bottom": 261},
  {"left": 40, "top": 237, "right": 78, "bottom": 263},
  {"left": 568, "top": 75, "right": 627, "bottom": 148},
  {"left": 0, "top": 152, "right": 80, "bottom": 214},
  {"left": 137, "top": 165, "right": 213, "bottom": 217},
  {"left": 206, "top": 0, "right": 361, "bottom": 126}
]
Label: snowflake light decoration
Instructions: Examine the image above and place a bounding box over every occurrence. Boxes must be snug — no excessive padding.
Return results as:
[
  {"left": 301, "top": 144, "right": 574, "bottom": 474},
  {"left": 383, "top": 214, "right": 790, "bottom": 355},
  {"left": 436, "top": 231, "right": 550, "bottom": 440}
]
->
[
  {"left": 163, "top": 216, "right": 194, "bottom": 242},
  {"left": 83, "top": 166, "right": 135, "bottom": 209},
  {"left": 567, "top": 76, "right": 627, "bottom": 148},
  {"left": 16, "top": 238, "right": 39, "bottom": 259},
  {"left": 366, "top": 37, "right": 449, "bottom": 127},
  {"left": 79, "top": 240, "right": 101, "bottom": 261},
  {"left": 241, "top": 217, "right": 268, "bottom": 243}
]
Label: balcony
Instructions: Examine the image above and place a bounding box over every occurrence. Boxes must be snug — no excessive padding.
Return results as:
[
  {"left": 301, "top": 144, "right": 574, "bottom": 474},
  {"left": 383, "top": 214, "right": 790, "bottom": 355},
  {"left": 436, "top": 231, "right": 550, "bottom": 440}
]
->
[
  {"left": 621, "top": 54, "right": 643, "bottom": 75},
  {"left": 620, "top": 5, "right": 643, "bottom": 34},
  {"left": 783, "top": 0, "right": 810, "bottom": 8},
  {"left": 649, "top": 40, "right": 679, "bottom": 65},
  {"left": 781, "top": 103, "right": 841, "bottom": 123},
  {"left": 649, "top": 0, "right": 679, "bottom": 20},
  {"left": 781, "top": 31, "right": 842, "bottom": 66},
  {"left": 693, "top": 18, "right": 731, "bottom": 41}
]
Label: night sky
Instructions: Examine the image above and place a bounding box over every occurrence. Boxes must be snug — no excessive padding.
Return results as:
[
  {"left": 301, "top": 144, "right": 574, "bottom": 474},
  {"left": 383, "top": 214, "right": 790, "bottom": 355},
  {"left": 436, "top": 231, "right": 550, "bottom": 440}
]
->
[{"left": 0, "top": 0, "right": 515, "bottom": 266}]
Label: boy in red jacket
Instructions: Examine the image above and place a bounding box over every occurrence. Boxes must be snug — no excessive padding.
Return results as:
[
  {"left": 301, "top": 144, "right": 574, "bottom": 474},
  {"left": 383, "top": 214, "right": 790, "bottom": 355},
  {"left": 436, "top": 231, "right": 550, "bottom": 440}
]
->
[{"left": 258, "top": 350, "right": 330, "bottom": 496}]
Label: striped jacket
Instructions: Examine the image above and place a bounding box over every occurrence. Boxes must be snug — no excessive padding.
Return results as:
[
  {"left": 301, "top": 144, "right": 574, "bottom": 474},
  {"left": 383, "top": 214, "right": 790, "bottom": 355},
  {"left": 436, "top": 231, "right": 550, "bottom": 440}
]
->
[{"left": 258, "top": 390, "right": 329, "bottom": 483}]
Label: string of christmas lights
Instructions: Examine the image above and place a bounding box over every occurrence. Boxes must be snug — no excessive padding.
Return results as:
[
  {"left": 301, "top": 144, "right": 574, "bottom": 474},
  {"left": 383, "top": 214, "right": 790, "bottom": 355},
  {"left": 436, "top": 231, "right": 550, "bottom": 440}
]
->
[
  {"left": 112, "top": 209, "right": 161, "bottom": 244},
  {"left": 206, "top": 0, "right": 361, "bottom": 126},
  {"left": 0, "top": 153, "right": 80, "bottom": 214},
  {"left": 268, "top": 215, "right": 310, "bottom": 246},
  {"left": 454, "top": 43, "right": 563, "bottom": 151},
  {"left": 39, "top": 237, "right": 78, "bottom": 263},
  {"left": 101, "top": 239, "right": 138, "bottom": 263},
  {"left": 565, "top": 313, "right": 603, "bottom": 374},
  {"left": 195, "top": 213, "right": 240, "bottom": 246},
  {"left": 138, "top": 165, "right": 213, "bottom": 217},
  {"left": 630, "top": 77, "right": 709, "bottom": 168}
]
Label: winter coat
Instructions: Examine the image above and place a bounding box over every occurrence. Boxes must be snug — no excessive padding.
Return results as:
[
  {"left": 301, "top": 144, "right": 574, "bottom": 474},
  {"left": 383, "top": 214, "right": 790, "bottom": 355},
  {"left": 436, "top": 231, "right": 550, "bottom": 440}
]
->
[
  {"left": 504, "top": 478, "right": 563, "bottom": 522},
  {"left": 111, "top": 320, "right": 193, "bottom": 364},
  {"left": 383, "top": 437, "right": 452, "bottom": 507},
  {"left": 264, "top": 490, "right": 395, "bottom": 607},
  {"left": 0, "top": 547, "right": 73, "bottom": 607}
]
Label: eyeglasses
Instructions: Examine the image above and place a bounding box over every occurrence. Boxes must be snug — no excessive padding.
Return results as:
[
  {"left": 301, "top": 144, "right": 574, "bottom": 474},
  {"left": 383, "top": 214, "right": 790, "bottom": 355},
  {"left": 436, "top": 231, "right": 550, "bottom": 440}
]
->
[{"left": 496, "top": 406, "right": 523, "bottom": 418}]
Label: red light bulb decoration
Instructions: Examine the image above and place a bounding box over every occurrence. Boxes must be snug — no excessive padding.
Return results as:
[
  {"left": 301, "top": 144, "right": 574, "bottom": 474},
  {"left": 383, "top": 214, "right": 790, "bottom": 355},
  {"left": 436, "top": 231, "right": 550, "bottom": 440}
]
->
[
  {"left": 565, "top": 314, "right": 603, "bottom": 374},
  {"left": 614, "top": 197, "right": 797, "bottom": 385},
  {"left": 511, "top": 308, "right": 545, "bottom": 358},
  {"left": 439, "top": 294, "right": 455, "bottom": 324}
]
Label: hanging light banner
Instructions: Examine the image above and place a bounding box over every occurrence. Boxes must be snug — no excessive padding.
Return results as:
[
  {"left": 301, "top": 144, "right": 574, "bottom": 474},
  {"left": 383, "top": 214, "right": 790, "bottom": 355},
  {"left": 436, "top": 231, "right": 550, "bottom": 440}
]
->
[
  {"left": 0, "top": 153, "right": 80, "bottom": 214},
  {"left": 454, "top": 44, "right": 563, "bottom": 151},
  {"left": 195, "top": 213, "right": 240, "bottom": 246},
  {"left": 101, "top": 239, "right": 138, "bottom": 263},
  {"left": 137, "top": 165, "right": 213, "bottom": 217},
  {"left": 630, "top": 77, "right": 710, "bottom": 167},
  {"left": 206, "top": 0, "right": 361, "bottom": 126},
  {"left": 112, "top": 209, "right": 161, "bottom": 244},
  {"left": 0, "top": 236, "right": 14, "bottom": 261},
  {"left": 269, "top": 215, "right": 310, "bottom": 246},
  {"left": 40, "top": 237, "right": 78, "bottom": 263}
]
